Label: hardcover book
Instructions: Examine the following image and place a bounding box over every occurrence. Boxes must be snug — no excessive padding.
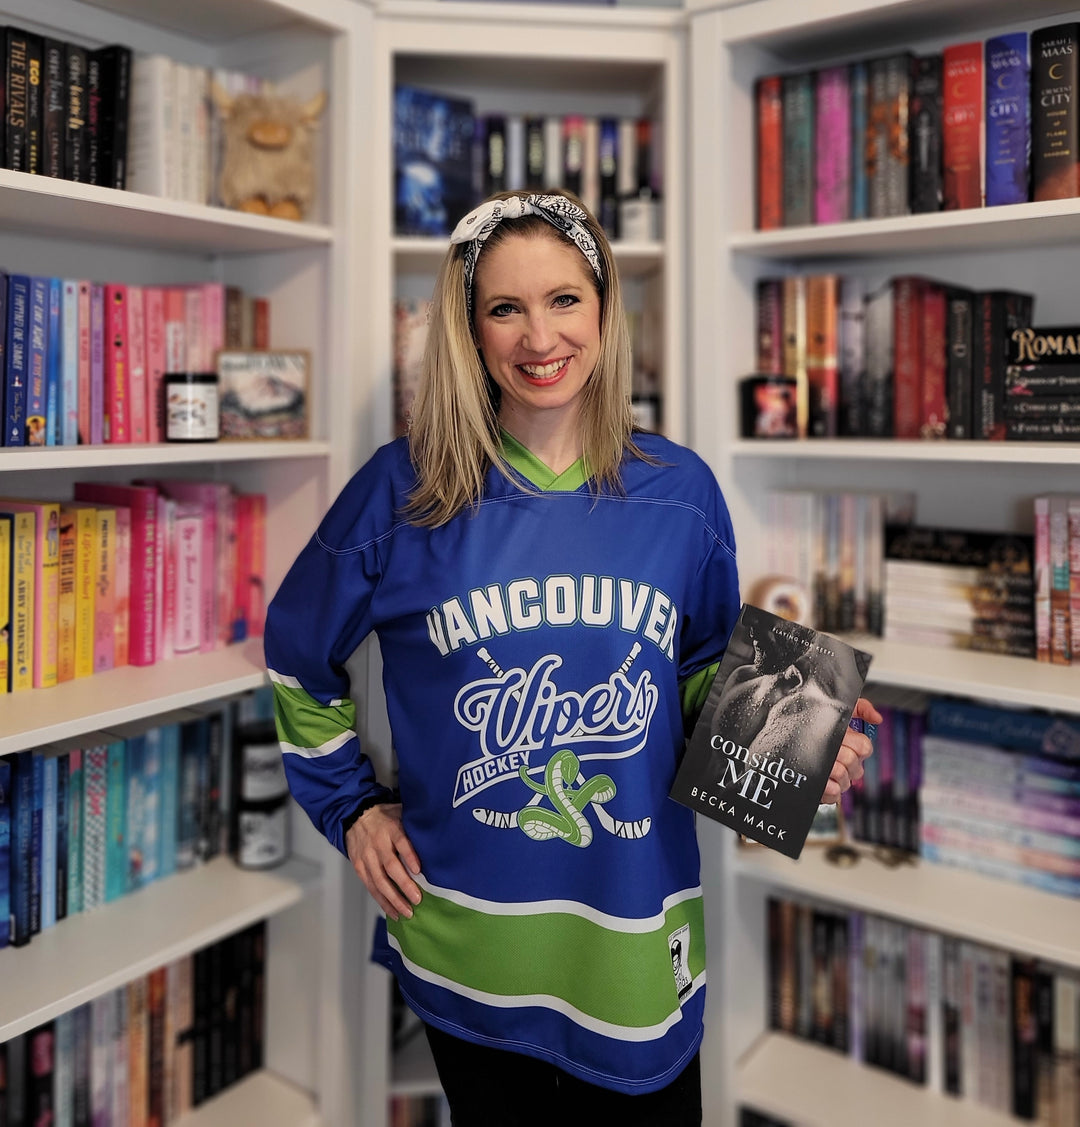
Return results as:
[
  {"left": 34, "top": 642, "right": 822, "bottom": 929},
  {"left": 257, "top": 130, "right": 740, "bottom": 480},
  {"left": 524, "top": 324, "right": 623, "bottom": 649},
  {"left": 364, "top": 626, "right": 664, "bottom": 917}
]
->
[
  {"left": 942, "top": 42, "right": 984, "bottom": 209},
  {"left": 781, "top": 71, "right": 813, "bottom": 227},
  {"left": 985, "top": 33, "right": 1031, "bottom": 206},
  {"left": 1032, "top": 23, "right": 1080, "bottom": 201},
  {"left": 909, "top": 54, "right": 944, "bottom": 213},
  {"left": 669, "top": 603, "right": 871, "bottom": 859}
]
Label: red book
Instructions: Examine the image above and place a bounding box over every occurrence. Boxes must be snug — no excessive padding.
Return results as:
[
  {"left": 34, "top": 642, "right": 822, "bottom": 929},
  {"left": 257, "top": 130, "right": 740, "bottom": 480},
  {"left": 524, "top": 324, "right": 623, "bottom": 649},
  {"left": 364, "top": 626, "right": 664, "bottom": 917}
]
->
[
  {"left": 252, "top": 298, "right": 270, "bottom": 349},
  {"left": 756, "top": 75, "right": 784, "bottom": 230},
  {"left": 943, "top": 42, "right": 984, "bottom": 209},
  {"left": 920, "top": 281, "right": 948, "bottom": 438},
  {"left": 104, "top": 283, "right": 129, "bottom": 442},
  {"left": 77, "top": 280, "right": 92, "bottom": 444},
  {"left": 233, "top": 493, "right": 266, "bottom": 641},
  {"left": 73, "top": 482, "right": 157, "bottom": 665},
  {"left": 892, "top": 275, "right": 925, "bottom": 439},
  {"left": 127, "top": 283, "right": 148, "bottom": 443},
  {"left": 143, "top": 286, "right": 167, "bottom": 443},
  {"left": 163, "top": 287, "right": 187, "bottom": 373},
  {"left": 756, "top": 278, "right": 784, "bottom": 374}
]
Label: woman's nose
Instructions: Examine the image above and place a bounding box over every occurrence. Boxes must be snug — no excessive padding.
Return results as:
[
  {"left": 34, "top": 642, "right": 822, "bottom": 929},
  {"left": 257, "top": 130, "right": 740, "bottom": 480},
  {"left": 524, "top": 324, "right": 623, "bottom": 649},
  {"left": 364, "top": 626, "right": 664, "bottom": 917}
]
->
[{"left": 522, "top": 313, "right": 558, "bottom": 354}]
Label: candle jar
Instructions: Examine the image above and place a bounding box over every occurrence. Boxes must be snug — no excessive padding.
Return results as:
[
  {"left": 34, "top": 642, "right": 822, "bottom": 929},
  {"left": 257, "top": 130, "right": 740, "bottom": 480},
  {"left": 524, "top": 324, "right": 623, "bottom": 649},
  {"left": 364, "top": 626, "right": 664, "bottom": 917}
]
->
[{"left": 165, "top": 371, "right": 220, "bottom": 442}]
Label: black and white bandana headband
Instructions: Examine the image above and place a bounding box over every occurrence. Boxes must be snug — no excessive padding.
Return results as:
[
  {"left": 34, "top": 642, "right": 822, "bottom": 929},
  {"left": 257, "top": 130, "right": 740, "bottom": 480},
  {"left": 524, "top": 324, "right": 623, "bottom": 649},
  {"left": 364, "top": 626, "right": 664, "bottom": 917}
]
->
[{"left": 448, "top": 194, "right": 604, "bottom": 317}]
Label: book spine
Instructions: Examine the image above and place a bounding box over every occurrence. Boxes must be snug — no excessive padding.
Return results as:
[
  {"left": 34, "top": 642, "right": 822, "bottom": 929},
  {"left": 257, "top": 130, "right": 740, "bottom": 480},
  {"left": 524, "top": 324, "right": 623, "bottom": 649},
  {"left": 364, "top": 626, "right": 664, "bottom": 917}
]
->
[
  {"left": 920, "top": 282, "right": 948, "bottom": 438},
  {"left": 864, "top": 282, "right": 894, "bottom": 436},
  {"left": 26, "top": 276, "right": 48, "bottom": 445},
  {"left": 89, "top": 284, "right": 105, "bottom": 445},
  {"left": 104, "top": 740, "right": 126, "bottom": 902},
  {"left": 943, "top": 42, "right": 985, "bottom": 209},
  {"left": 80, "top": 747, "right": 107, "bottom": 910},
  {"left": 755, "top": 278, "right": 784, "bottom": 375},
  {"left": 143, "top": 286, "right": 166, "bottom": 443},
  {"left": 6, "top": 28, "right": 31, "bottom": 172},
  {"left": 62, "top": 279, "right": 79, "bottom": 445},
  {"left": 158, "top": 724, "right": 180, "bottom": 878},
  {"left": 1032, "top": 23, "right": 1080, "bottom": 201},
  {"left": 23, "top": 33, "right": 42, "bottom": 175},
  {"left": 849, "top": 61, "right": 870, "bottom": 220},
  {"left": 5, "top": 275, "right": 30, "bottom": 446},
  {"left": 868, "top": 54, "right": 913, "bottom": 218},
  {"left": 42, "top": 38, "right": 65, "bottom": 177},
  {"left": 55, "top": 752, "right": 69, "bottom": 921},
  {"left": 1049, "top": 495, "right": 1073, "bottom": 665},
  {"left": 113, "top": 506, "right": 131, "bottom": 667},
  {"left": 10, "top": 750, "right": 33, "bottom": 945},
  {"left": 67, "top": 748, "right": 83, "bottom": 917},
  {"left": 0, "top": 758, "right": 8, "bottom": 948},
  {"left": 18, "top": 501, "right": 61, "bottom": 689},
  {"left": 1070, "top": 497, "right": 1080, "bottom": 663},
  {"left": 85, "top": 50, "right": 103, "bottom": 187},
  {"left": 92, "top": 507, "right": 116, "bottom": 673},
  {"left": 597, "top": 118, "right": 618, "bottom": 239},
  {"left": 909, "top": 54, "right": 944, "bottom": 213},
  {"left": 806, "top": 273, "right": 840, "bottom": 436},
  {"left": 781, "top": 274, "right": 808, "bottom": 436},
  {"left": 73, "top": 507, "right": 96, "bottom": 678},
  {"left": 57, "top": 506, "right": 78, "bottom": 683},
  {"left": 813, "top": 66, "right": 851, "bottom": 224},
  {"left": 977, "top": 291, "right": 1034, "bottom": 440},
  {"left": 45, "top": 276, "right": 62, "bottom": 445},
  {"left": 104, "top": 284, "right": 129, "bottom": 443},
  {"left": 892, "top": 276, "right": 924, "bottom": 439},
  {"left": 838, "top": 276, "right": 866, "bottom": 436},
  {"left": 64, "top": 44, "right": 88, "bottom": 183},
  {"left": 781, "top": 72, "right": 814, "bottom": 227},
  {"left": 985, "top": 33, "right": 1031, "bottom": 206},
  {"left": 945, "top": 287, "right": 976, "bottom": 438},
  {"left": 30, "top": 751, "right": 42, "bottom": 935}
]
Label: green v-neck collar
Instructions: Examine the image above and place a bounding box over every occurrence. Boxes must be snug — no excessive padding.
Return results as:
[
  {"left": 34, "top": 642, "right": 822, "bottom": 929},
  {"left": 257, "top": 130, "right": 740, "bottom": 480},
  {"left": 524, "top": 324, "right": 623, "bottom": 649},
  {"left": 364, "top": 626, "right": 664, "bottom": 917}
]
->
[{"left": 500, "top": 430, "right": 590, "bottom": 492}]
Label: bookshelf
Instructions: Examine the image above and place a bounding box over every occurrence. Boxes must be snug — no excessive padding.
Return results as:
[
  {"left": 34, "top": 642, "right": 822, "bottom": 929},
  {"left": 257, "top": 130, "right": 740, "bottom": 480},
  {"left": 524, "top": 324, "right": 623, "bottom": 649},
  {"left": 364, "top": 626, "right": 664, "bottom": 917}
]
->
[
  {"left": 0, "top": 0, "right": 377, "bottom": 1123},
  {"left": 689, "top": 1, "right": 1080, "bottom": 1125}
]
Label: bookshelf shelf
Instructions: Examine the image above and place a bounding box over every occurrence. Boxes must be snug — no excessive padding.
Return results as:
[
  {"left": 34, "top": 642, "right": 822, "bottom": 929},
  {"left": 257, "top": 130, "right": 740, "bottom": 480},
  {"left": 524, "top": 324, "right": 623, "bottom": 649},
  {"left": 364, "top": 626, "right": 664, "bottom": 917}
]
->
[
  {"left": 173, "top": 1069, "right": 322, "bottom": 1127},
  {"left": 0, "top": 855, "right": 320, "bottom": 1041},
  {"left": 733, "top": 846, "right": 1080, "bottom": 970},
  {"left": 0, "top": 440, "right": 332, "bottom": 472},
  {"left": 0, "top": 170, "right": 334, "bottom": 254},
  {"left": 729, "top": 438, "right": 1080, "bottom": 465},
  {"left": 736, "top": 1034, "right": 1020, "bottom": 1127},
  {"left": 390, "top": 1029, "right": 441, "bottom": 1098},
  {"left": 0, "top": 640, "right": 267, "bottom": 757},
  {"left": 393, "top": 236, "right": 665, "bottom": 278},
  {"left": 728, "top": 197, "right": 1080, "bottom": 261}
]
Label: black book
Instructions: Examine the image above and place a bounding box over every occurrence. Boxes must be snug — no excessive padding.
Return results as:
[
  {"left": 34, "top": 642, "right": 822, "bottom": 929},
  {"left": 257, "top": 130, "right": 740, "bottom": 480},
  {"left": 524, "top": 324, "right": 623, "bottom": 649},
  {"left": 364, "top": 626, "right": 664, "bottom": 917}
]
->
[
  {"left": 1032, "top": 23, "right": 1080, "bottom": 201},
  {"left": 669, "top": 603, "right": 871, "bottom": 859},
  {"left": 524, "top": 116, "right": 545, "bottom": 189},
  {"left": 23, "top": 31, "right": 41, "bottom": 174},
  {"left": 944, "top": 286, "right": 975, "bottom": 439},
  {"left": 64, "top": 42, "right": 88, "bottom": 182},
  {"left": 974, "top": 289, "right": 1035, "bottom": 440},
  {"left": 482, "top": 114, "right": 506, "bottom": 197},
  {"left": 598, "top": 117, "right": 618, "bottom": 238},
  {"left": 5, "top": 27, "right": 33, "bottom": 172},
  {"left": 909, "top": 54, "right": 943, "bottom": 213},
  {"left": 87, "top": 44, "right": 131, "bottom": 190},
  {"left": 41, "top": 38, "right": 65, "bottom": 177},
  {"left": 1011, "top": 957, "right": 1038, "bottom": 1119}
]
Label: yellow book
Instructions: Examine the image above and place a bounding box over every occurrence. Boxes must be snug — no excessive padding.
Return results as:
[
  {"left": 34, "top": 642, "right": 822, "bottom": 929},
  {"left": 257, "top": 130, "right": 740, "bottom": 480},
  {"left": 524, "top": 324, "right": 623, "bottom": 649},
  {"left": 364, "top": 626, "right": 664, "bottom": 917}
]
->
[
  {"left": 0, "top": 515, "right": 10, "bottom": 691},
  {"left": 0, "top": 500, "right": 61, "bottom": 688},
  {"left": 65, "top": 503, "right": 99, "bottom": 679},
  {"left": 0, "top": 508, "right": 38, "bottom": 691}
]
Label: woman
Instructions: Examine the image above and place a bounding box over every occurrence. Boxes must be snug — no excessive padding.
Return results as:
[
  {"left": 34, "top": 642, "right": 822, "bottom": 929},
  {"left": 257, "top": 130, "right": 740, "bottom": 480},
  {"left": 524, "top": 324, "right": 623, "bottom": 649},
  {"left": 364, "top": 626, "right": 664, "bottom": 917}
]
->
[{"left": 264, "top": 189, "right": 877, "bottom": 1124}]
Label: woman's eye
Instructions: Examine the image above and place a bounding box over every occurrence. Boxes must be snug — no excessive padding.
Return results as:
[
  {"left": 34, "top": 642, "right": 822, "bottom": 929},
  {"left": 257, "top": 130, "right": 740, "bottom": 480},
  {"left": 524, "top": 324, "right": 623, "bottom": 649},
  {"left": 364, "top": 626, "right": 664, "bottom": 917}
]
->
[
  {"left": 553, "top": 293, "right": 578, "bottom": 308},
  {"left": 490, "top": 303, "right": 516, "bottom": 317}
]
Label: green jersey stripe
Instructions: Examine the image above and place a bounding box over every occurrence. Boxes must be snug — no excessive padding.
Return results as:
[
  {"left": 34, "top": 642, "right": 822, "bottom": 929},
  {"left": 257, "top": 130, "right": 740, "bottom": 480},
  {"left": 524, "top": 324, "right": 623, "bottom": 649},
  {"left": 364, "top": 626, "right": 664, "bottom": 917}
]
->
[{"left": 271, "top": 679, "right": 357, "bottom": 752}]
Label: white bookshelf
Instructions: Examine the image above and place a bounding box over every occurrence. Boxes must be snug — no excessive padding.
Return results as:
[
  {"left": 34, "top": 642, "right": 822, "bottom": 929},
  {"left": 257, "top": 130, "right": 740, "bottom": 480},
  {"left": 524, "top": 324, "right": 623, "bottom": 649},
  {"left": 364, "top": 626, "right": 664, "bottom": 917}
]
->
[
  {"left": 0, "top": 0, "right": 375, "bottom": 1122},
  {"left": 688, "top": 1, "right": 1080, "bottom": 1125}
]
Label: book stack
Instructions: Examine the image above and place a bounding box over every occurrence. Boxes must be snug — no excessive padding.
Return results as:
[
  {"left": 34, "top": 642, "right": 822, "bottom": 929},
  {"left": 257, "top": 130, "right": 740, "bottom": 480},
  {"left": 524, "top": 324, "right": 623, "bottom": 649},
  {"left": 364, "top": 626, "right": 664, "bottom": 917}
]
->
[
  {"left": 3, "top": 274, "right": 271, "bottom": 449},
  {"left": 883, "top": 524, "right": 1037, "bottom": 658},
  {"left": 0, "top": 922, "right": 266, "bottom": 1123},
  {"left": 920, "top": 696, "right": 1080, "bottom": 900},
  {"left": 752, "top": 274, "right": 1036, "bottom": 441},
  {"left": 755, "top": 20, "right": 1080, "bottom": 230},
  {"left": 0, "top": 689, "right": 274, "bottom": 951},
  {"left": 1008, "top": 328, "right": 1080, "bottom": 442},
  {"left": 766, "top": 894, "right": 1080, "bottom": 1122}
]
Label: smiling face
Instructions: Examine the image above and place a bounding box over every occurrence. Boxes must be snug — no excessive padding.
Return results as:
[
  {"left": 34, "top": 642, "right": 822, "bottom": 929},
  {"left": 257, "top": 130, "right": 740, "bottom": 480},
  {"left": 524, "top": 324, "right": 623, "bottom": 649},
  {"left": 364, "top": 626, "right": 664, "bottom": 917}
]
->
[{"left": 472, "top": 230, "right": 602, "bottom": 446}]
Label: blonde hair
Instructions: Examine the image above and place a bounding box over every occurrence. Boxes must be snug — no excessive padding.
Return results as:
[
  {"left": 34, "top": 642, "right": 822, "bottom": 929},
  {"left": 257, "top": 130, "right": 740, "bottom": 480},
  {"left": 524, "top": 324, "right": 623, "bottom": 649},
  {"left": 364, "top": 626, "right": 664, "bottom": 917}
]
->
[{"left": 405, "top": 189, "right": 645, "bottom": 527}]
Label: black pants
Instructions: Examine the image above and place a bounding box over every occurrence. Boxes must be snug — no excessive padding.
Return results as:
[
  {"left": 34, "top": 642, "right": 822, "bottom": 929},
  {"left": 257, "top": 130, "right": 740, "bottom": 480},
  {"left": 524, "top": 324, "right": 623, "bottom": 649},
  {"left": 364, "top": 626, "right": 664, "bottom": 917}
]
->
[{"left": 424, "top": 1023, "right": 703, "bottom": 1127}]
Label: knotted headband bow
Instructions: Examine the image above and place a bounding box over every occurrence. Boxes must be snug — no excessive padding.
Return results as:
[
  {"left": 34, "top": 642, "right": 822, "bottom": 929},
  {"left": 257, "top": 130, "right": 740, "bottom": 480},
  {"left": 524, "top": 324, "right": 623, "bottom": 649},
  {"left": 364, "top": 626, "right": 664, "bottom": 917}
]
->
[{"left": 448, "top": 194, "right": 604, "bottom": 317}]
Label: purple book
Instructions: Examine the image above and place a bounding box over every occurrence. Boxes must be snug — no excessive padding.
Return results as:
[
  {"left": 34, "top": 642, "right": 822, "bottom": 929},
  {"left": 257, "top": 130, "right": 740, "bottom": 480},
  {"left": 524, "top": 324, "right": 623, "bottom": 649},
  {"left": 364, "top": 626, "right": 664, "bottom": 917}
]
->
[
  {"left": 814, "top": 65, "right": 852, "bottom": 223},
  {"left": 985, "top": 33, "right": 1030, "bottom": 206}
]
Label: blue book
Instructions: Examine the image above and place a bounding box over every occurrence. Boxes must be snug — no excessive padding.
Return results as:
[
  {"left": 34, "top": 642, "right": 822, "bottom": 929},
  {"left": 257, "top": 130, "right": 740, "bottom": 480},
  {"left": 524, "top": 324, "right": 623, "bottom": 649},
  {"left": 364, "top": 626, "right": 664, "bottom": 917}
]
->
[
  {"left": 0, "top": 270, "right": 7, "bottom": 433},
  {"left": 67, "top": 748, "right": 84, "bottom": 916},
  {"left": 0, "top": 756, "right": 11, "bottom": 948},
  {"left": 55, "top": 751, "right": 70, "bottom": 920},
  {"left": 124, "top": 732, "right": 148, "bottom": 892},
  {"left": 927, "top": 696, "right": 1080, "bottom": 760},
  {"left": 849, "top": 60, "right": 870, "bottom": 220},
  {"left": 985, "top": 33, "right": 1031, "bottom": 206},
  {"left": 61, "top": 280, "right": 79, "bottom": 446},
  {"left": 26, "top": 276, "right": 49, "bottom": 446},
  {"left": 104, "top": 740, "right": 127, "bottom": 902},
  {"left": 30, "top": 750, "right": 43, "bottom": 934},
  {"left": 177, "top": 717, "right": 204, "bottom": 870},
  {"left": 41, "top": 754, "right": 58, "bottom": 929},
  {"left": 140, "top": 727, "right": 163, "bottom": 885},
  {"left": 9, "top": 750, "right": 33, "bottom": 945},
  {"left": 5, "top": 274, "right": 30, "bottom": 446},
  {"left": 45, "top": 276, "right": 62, "bottom": 445},
  {"left": 159, "top": 722, "right": 181, "bottom": 879}
]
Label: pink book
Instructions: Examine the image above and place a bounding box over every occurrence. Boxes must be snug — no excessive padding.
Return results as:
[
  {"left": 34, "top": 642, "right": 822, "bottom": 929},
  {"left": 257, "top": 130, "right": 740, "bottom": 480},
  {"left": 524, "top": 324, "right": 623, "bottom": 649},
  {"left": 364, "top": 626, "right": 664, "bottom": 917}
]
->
[
  {"left": 77, "top": 280, "right": 92, "bottom": 444},
  {"left": 0, "top": 500, "right": 61, "bottom": 688},
  {"left": 73, "top": 483, "right": 157, "bottom": 666},
  {"left": 183, "top": 286, "right": 204, "bottom": 373},
  {"left": 218, "top": 488, "right": 237, "bottom": 647},
  {"left": 235, "top": 493, "right": 266, "bottom": 639},
  {"left": 90, "top": 284, "right": 106, "bottom": 446},
  {"left": 172, "top": 502, "right": 204, "bottom": 656},
  {"left": 814, "top": 65, "right": 851, "bottom": 225},
  {"left": 154, "top": 493, "right": 173, "bottom": 662},
  {"left": 104, "top": 283, "right": 129, "bottom": 443},
  {"left": 113, "top": 506, "right": 131, "bottom": 667},
  {"left": 1070, "top": 497, "right": 1080, "bottom": 663},
  {"left": 143, "top": 286, "right": 167, "bottom": 443},
  {"left": 126, "top": 284, "right": 148, "bottom": 443},
  {"left": 1034, "top": 496, "right": 1051, "bottom": 663},
  {"left": 86, "top": 504, "right": 118, "bottom": 673},
  {"left": 200, "top": 282, "right": 225, "bottom": 372},
  {"left": 164, "top": 287, "right": 187, "bottom": 373}
]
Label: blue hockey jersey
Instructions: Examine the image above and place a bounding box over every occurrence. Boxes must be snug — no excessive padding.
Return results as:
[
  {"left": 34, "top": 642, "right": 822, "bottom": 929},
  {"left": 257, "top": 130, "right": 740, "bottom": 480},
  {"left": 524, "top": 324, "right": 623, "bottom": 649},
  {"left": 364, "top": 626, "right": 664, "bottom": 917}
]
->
[{"left": 264, "top": 431, "right": 740, "bottom": 1094}]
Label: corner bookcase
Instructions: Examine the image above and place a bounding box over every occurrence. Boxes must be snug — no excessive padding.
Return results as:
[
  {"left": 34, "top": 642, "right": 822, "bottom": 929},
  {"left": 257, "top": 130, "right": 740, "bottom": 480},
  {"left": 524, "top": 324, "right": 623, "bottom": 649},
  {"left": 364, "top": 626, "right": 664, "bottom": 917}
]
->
[
  {"left": 687, "top": 1, "right": 1080, "bottom": 1125},
  {"left": 0, "top": 0, "right": 378, "bottom": 1123}
]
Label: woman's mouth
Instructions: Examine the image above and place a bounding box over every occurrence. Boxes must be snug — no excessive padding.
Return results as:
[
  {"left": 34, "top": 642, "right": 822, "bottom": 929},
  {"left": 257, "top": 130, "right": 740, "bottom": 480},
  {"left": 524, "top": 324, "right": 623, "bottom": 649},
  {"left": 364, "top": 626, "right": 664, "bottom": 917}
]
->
[{"left": 518, "top": 357, "right": 571, "bottom": 384}]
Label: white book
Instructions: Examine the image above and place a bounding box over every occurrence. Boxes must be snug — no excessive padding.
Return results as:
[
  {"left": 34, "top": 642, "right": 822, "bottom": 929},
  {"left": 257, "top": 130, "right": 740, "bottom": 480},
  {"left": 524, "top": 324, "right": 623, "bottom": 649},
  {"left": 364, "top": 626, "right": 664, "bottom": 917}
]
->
[
  {"left": 581, "top": 116, "right": 600, "bottom": 217},
  {"left": 505, "top": 114, "right": 526, "bottom": 192},
  {"left": 543, "top": 116, "right": 562, "bottom": 190},
  {"left": 127, "top": 54, "right": 176, "bottom": 199},
  {"left": 53, "top": 1009, "right": 76, "bottom": 1127}
]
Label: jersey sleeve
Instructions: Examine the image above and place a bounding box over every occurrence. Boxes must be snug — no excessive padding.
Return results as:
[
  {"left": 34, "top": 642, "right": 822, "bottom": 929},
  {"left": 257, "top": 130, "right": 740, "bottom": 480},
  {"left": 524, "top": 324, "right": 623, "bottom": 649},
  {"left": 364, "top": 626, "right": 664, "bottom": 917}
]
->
[{"left": 263, "top": 497, "right": 393, "bottom": 856}]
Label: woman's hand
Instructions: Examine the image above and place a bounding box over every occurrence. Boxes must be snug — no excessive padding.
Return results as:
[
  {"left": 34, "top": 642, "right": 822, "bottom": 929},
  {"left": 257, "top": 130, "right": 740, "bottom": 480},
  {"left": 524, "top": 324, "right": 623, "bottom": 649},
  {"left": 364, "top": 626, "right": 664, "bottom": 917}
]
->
[
  {"left": 345, "top": 802, "right": 423, "bottom": 921},
  {"left": 821, "top": 697, "right": 882, "bottom": 804}
]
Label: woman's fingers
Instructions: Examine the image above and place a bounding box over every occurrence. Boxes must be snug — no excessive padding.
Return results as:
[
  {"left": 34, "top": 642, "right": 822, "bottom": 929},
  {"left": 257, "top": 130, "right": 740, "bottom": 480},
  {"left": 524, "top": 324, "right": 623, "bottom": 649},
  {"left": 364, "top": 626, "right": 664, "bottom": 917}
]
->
[{"left": 345, "top": 803, "right": 423, "bottom": 921}]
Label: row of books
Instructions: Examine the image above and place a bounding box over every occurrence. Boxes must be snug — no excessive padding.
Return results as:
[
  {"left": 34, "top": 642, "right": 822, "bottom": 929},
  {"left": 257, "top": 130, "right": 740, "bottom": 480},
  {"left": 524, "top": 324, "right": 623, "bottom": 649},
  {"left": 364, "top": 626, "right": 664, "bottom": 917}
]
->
[
  {"left": 755, "top": 22, "right": 1080, "bottom": 230},
  {"left": 1036, "top": 495, "right": 1080, "bottom": 667},
  {"left": 0, "top": 482, "right": 266, "bottom": 693},
  {"left": 767, "top": 894, "right": 1080, "bottom": 1125},
  {"left": 2, "top": 28, "right": 129, "bottom": 187},
  {"left": 0, "top": 689, "right": 275, "bottom": 950},
  {"left": 0, "top": 923, "right": 266, "bottom": 1125},
  {"left": 1, "top": 275, "right": 271, "bottom": 448},
  {"left": 754, "top": 274, "right": 1044, "bottom": 441},
  {"left": 394, "top": 84, "right": 662, "bottom": 240}
]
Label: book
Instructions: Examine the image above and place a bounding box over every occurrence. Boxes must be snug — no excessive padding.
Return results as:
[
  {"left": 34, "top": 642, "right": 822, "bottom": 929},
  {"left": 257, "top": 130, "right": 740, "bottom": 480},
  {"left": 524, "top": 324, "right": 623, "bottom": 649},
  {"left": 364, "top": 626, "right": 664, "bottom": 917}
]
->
[
  {"left": 975, "top": 290, "right": 1035, "bottom": 441},
  {"left": 945, "top": 286, "right": 976, "bottom": 439},
  {"left": 0, "top": 514, "right": 9, "bottom": 689},
  {"left": 909, "top": 55, "right": 943, "bottom": 213},
  {"left": 669, "top": 603, "right": 871, "bottom": 858},
  {"left": 805, "top": 274, "right": 839, "bottom": 437},
  {"left": 985, "top": 33, "right": 1031, "bottom": 207},
  {"left": 0, "top": 756, "right": 9, "bottom": 948},
  {"left": 45, "top": 276, "right": 62, "bottom": 445},
  {"left": 920, "top": 280, "right": 948, "bottom": 439},
  {"left": 5, "top": 273, "right": 30, "bottom": 446},
  {"left": 103, "top": 283, "right": 129, "bottom": 443},
  {"left": 849, "top": 60, "right": 870, "bottom": 220},
  {"left": 867, "top": 54, "right": 914, "bottom": 218},
  {"left": 1032, "top": 23, "right": 1080, "bottom": 201},
  {"left": 781, "top": 72, "right": 813, "bottom": 227},
  {"left": 942, "top": 42, "right": 984, "bottom": 209},
  {"left": 42, "top": 38, "right": 66, "bottom": 178},
  {"left": 64, "top": 43, "right": 89, "bottom": 184},
  {"left": 62, "top": 279, "right": 80, "bottom": 445},
  {"left": 26, "top": 276, "right": 48, "bottom": 445},
  {"left": 5, "top": 28, "right": 35, "bottom": 172},
  {"left": 813, "top": 66, "right": 850, "bottom": 224},
  {"left": 0, "top": 500, "right": 60, "bottom": 687}
]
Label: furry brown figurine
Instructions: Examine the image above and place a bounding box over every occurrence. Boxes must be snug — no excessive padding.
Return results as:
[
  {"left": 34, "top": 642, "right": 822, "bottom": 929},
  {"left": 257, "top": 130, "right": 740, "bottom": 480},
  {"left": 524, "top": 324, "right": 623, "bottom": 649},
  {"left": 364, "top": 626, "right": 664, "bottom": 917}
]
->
[{"left": 211, "top": 84, "right": 327, "bottom": 221}]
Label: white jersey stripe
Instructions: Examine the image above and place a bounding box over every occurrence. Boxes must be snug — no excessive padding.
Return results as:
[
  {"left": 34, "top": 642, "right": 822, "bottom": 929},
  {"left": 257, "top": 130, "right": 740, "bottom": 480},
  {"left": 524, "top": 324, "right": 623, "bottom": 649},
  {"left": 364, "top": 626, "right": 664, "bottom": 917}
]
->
[{"left": 280, "top": 729, "right": 355, "bottom": 759}]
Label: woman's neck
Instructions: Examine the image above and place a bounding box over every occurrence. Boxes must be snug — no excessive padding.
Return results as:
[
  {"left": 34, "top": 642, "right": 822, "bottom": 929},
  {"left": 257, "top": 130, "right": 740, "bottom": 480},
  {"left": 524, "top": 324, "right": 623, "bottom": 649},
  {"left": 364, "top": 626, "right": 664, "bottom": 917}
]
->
[{"left": 498, "top": 410, "right": 584, "bottom": 475}]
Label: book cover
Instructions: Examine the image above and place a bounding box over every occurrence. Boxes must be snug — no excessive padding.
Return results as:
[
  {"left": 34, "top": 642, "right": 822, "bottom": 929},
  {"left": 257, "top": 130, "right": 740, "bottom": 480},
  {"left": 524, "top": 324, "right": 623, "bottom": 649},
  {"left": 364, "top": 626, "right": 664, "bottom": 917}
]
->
[
  {"left": 669, "top": 603, "right": 871, "bottom": 858},
  {"left": 1032, "top": 23, "right": 1080, "bottom": 201},
  {"left": 5, "top": 274, "right": 30, "bottom": 447},
  {"left": 814, "top": 66, "right": 850, "bottom": 224},
  {"left": 42, "top": 38, "right": 65, "bottom": 178},
  {"left": 393, "top": 85, "right": 475, "bottom": 237},
  {"left": 942, "top": 42, "right": 984, "bottom": 209},
  {"left": 909, "top": 54, "right": 943, "bottom": 213},
  {"left": 5, "top": 28, "right": 34, "bottom": 172},
  {"left": 781, "top": 71, "right": 813, "bottom": 227},
  {"left": 985, "top": 33, "right": 1031, "bottom": 206},
  {"left": 64, "top": 43, "right": 88, "bottom": 184}
]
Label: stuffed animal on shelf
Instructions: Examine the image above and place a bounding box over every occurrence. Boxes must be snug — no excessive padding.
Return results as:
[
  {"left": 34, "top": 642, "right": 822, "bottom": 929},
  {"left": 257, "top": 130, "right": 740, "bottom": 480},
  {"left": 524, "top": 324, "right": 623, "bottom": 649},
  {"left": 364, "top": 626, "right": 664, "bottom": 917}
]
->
[{"left": 211, "top": 83, "right": 327, "bottom": 221}]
